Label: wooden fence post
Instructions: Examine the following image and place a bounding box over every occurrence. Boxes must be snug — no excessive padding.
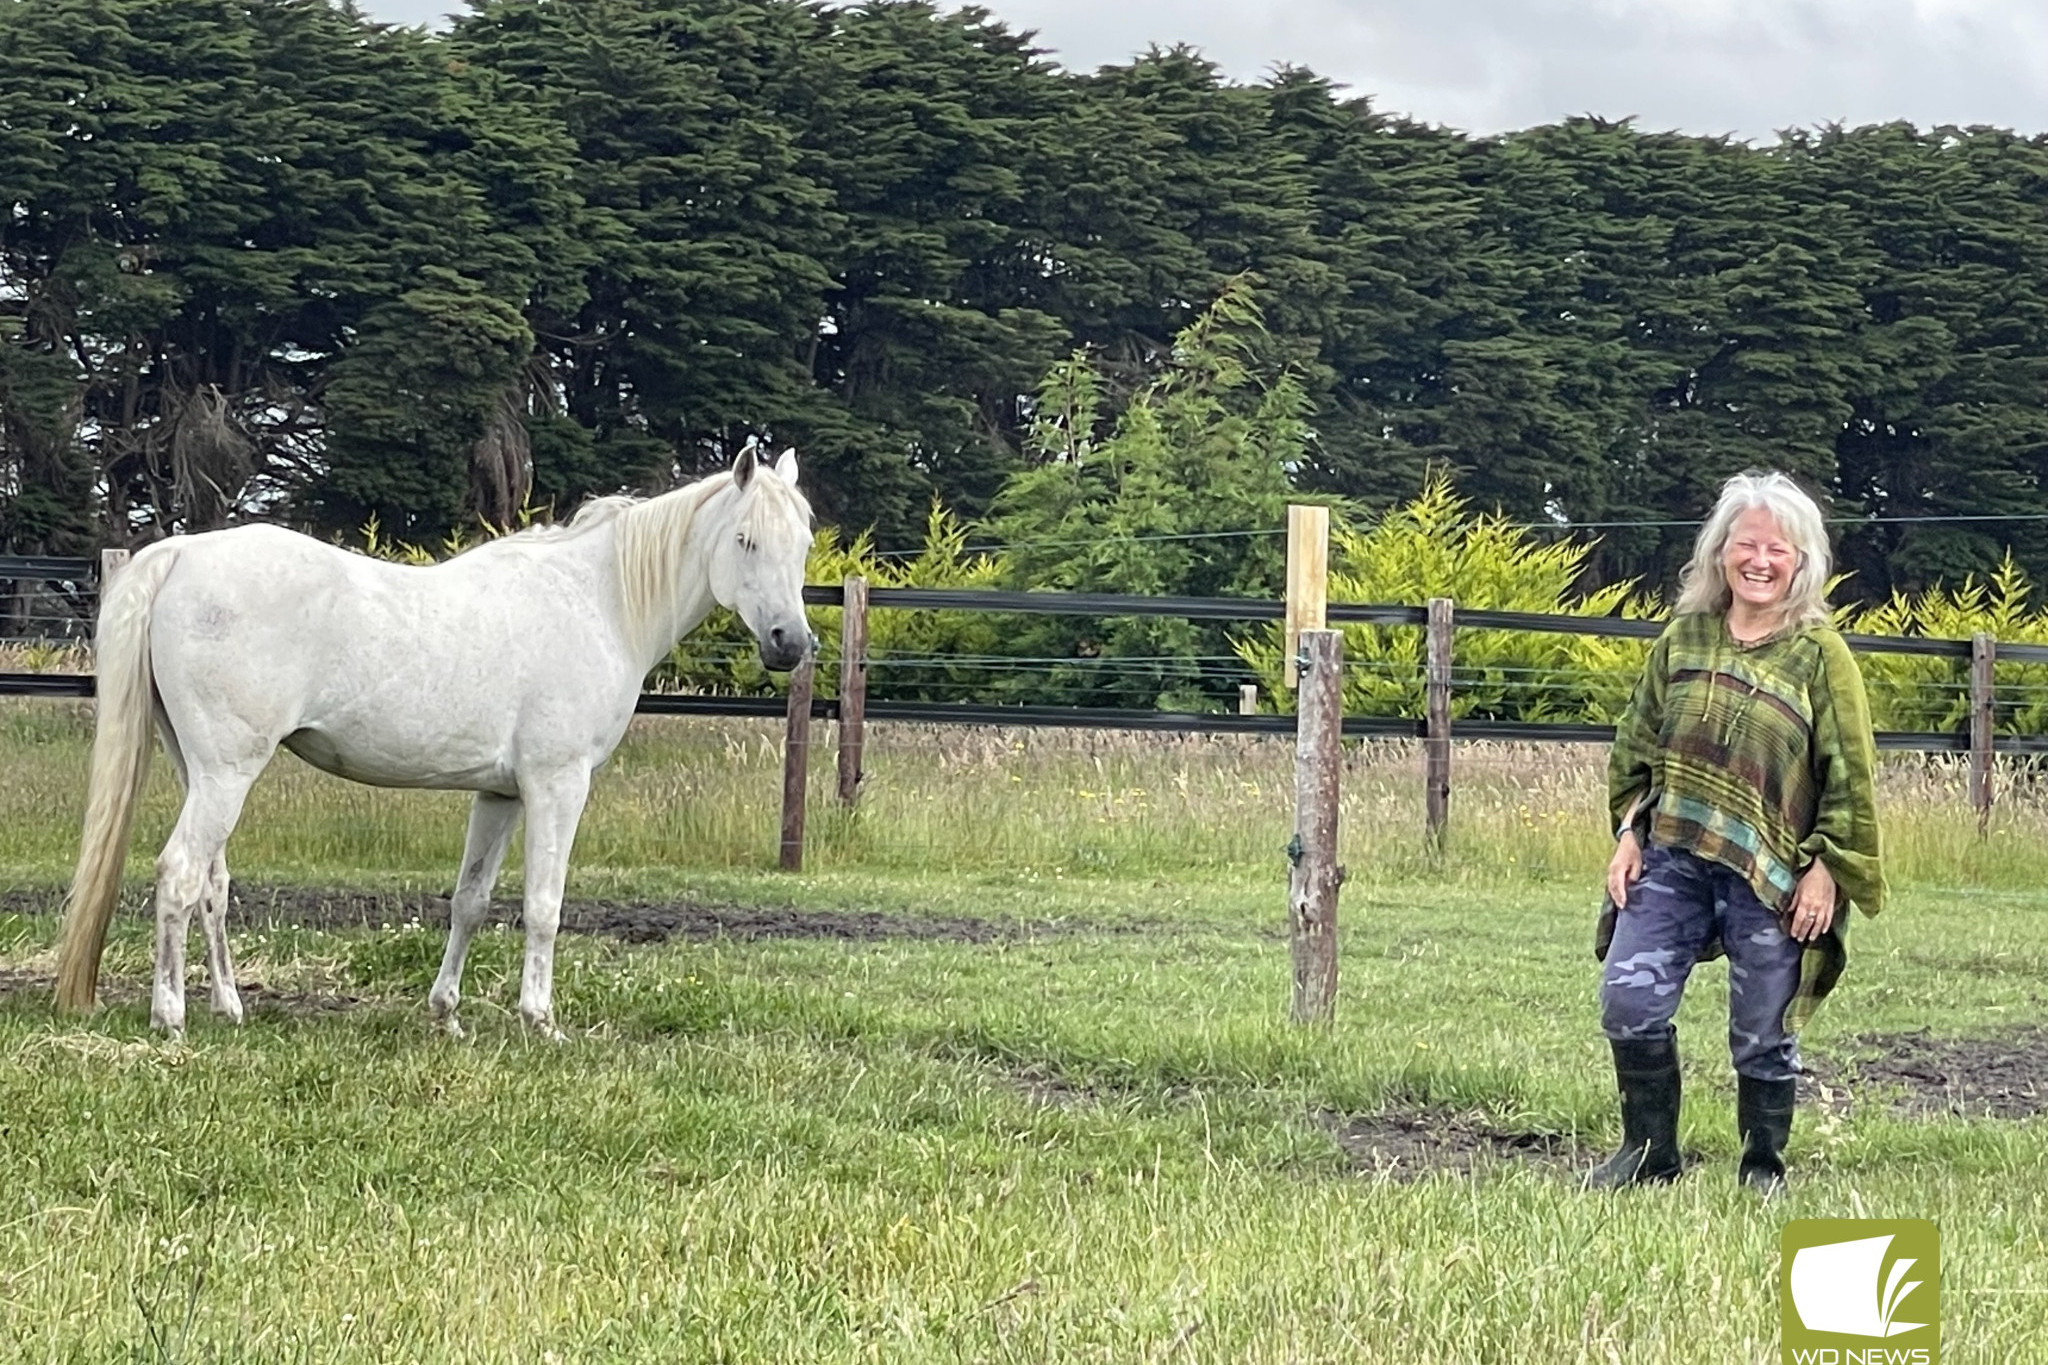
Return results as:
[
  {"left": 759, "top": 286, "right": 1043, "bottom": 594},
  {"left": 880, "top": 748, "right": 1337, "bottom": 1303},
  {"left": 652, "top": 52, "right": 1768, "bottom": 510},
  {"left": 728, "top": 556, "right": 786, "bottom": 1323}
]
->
[
  {"left": 1970, "top": 631, "right": 1995, "bottom": 834},
  {"left": 1425, "top": 597, "right": 1453, "bottom": 849},
  {"left": 1289, "top": 628, "right": 1344, "bottom": 1025},
  {"left": 780, "top": 652, "right": 816, "bottom": 871},
  {"left": 98, "top": 548, "right": 129, "bottom": 597},
  {"left": 94, "top": 551, "right": 129, "bottom": 660},
  {"left": 1284, "top": 504, "right": 1328, "bottom": 690},
  {"left": 837, "top": 575, "right": 868, "bottom": 805}
]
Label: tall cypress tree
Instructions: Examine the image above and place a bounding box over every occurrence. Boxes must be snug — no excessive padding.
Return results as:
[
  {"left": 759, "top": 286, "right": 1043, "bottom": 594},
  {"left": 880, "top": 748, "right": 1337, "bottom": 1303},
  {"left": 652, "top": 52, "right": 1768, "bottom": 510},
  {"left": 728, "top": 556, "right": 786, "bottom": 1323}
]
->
[
  {"left": 789, "top": 1, "right": 1079, "bottom": 536},
  {"left": 0, "top": 0, "right": 573, "bottom": 544},
  {"left": 452, "top": 0, "right": 838, "bottom": 513},
  {"left": 1261, "top": 71, "right": 1484, "bottom": 511},
  {"left": 1810, "top": 123, "right": 2048, "bottom": 595}
]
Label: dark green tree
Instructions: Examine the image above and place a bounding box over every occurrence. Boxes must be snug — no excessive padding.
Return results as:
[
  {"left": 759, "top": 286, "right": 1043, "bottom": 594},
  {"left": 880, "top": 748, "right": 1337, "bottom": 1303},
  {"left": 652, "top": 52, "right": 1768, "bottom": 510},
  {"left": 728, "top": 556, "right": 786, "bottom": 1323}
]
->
[
  {"left": 1261, "top": 71, "right": 1486, "bottom": 511},
  {"left": 315, "top": 283, "right": 533, "bottom": 538},
  {"left": 1052, "top": 51, "right": 1333, "bottom": 371},
  {"left": 0, "top": 0, "right": 577, "bottom": 545},
  {"left": 1809, "top": 123, "right": 2048, "bottom": 595},
  {"left": 986, "top": 278, "right": 1333, "bottom": 708},
  {"left": 452, "top": 0, "right": 838, "bottom": 510},
  {"left": 791, "top": 1, "right": 1077, "bottom": 536}
]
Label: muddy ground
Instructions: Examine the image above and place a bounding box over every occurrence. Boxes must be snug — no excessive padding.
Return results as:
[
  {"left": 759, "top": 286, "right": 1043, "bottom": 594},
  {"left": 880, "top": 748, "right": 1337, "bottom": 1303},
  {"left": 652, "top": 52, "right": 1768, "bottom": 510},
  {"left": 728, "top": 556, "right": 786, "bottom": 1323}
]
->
[
  {"left": 1808, "top": 1026, "right": 2048, "bottom": 1121},
  {"left": 0, "top": 883, "right": 1131, "bottom": 947},
  {"left": 1323, "top": 1027, "right": 2048, "bottom": 1181},
  {"left": 5, "top": 886, "right": 2043, "bottom": 1178},
  {"left": 0, "top": 963, "right": 363, "bottom": 1019},
  {"left": 1317, "top": 1107, "right": 1592, "bottom": 1180}
]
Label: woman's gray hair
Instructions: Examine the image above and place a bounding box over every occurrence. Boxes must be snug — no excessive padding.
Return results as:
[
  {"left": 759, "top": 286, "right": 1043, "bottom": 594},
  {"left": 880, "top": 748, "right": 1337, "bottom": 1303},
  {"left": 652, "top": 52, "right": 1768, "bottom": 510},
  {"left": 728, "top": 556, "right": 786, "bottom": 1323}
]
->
[{"left": 1674, "top": 470, "right": 1833, "bottom": 628}]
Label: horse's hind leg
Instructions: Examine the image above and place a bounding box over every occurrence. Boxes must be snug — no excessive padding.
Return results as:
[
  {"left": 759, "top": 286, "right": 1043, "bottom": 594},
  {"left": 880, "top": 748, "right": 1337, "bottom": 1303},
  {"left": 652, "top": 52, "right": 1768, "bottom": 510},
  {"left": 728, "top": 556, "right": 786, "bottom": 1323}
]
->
[
  {"left": 150, "top": 707, "right": 243, "bottom": 1027},
  {"left": 198, "top": 850, "right": 242, "bottom": 1023},
  {"left": 429, "top": 792, "right": 521, "bottom": 1038},
  {"left": 152, "top": 764, "right": 264, "bottom": 1038}
]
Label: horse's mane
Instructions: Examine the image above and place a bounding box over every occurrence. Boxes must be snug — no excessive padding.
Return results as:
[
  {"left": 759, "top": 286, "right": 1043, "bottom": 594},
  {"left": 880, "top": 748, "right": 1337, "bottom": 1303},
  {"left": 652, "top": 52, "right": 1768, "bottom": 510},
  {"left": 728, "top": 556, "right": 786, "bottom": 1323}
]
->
[
  {"left": 609, "top": 475, "right": 729, "bottom": 644},
  {"left": 485, "top": 463, "right": 806, "bottom": 647},
  {"left": 609, "top": 466, "right": 808, "bottom": 644},
  {"left": 496, "top": 494, "right": 637, "bottom": 543}
]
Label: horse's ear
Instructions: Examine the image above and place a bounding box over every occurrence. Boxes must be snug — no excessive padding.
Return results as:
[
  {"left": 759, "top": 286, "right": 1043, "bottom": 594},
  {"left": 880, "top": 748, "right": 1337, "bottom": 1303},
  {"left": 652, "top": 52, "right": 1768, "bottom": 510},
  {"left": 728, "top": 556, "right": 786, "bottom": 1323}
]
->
[
  {"left": 773, "top": 447, "right": 799, "bottom": 486},
  {"left": 732, "top": 443, "right": 759, "bottom": 489}
]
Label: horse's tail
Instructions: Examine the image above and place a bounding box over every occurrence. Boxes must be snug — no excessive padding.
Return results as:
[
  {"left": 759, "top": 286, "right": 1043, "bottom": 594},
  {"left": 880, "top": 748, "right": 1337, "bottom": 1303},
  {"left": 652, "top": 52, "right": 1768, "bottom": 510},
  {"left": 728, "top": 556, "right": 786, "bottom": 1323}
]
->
[{"left": 55, "top": 546, "right": 179, "bottom": 1013}]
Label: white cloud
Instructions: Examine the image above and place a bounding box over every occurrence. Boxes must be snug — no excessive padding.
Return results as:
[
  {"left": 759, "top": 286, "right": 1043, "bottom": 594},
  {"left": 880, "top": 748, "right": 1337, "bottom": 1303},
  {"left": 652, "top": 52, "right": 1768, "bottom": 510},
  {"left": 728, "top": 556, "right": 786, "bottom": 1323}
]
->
[
  {"left": 982, "top": 0, "right": 2048, "bottom": 138},
  {"left": 350, "top": 0, "right": 2048, "bottom": 140}
]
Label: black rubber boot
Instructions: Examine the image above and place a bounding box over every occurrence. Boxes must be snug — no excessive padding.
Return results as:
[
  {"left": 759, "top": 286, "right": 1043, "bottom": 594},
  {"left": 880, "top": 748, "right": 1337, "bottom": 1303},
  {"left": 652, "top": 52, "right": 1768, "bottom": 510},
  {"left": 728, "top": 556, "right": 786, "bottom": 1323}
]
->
[
  {"left": 1737, "top": 1074, "right": 1796, "bottom": 1195},
  {"left": 1584, "top": 1035, "right": 1684, "bottom": 1189}
]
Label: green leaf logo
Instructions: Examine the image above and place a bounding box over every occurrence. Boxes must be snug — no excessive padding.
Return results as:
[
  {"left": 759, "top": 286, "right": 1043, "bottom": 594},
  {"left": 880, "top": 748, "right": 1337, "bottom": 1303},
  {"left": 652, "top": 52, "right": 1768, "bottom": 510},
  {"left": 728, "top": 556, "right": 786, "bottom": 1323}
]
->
[{"left": 1781, "top": 1220, "right": 1940, "bottom": 1364}]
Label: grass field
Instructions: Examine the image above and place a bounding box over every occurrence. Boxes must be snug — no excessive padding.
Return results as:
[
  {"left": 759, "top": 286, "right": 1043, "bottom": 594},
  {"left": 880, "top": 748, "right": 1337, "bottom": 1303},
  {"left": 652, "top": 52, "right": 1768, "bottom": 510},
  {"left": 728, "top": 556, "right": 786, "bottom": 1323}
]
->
[{"left": 2, "top": 700, "right": 2045, "bottom": 1362}]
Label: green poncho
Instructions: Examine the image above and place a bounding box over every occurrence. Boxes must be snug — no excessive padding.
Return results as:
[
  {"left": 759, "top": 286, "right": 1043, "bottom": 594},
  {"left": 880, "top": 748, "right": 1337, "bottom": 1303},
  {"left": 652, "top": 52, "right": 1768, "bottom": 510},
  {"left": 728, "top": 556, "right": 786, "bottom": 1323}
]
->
[{"left": 1603, "top": 612, "right": 1887, "bottom": 1029}]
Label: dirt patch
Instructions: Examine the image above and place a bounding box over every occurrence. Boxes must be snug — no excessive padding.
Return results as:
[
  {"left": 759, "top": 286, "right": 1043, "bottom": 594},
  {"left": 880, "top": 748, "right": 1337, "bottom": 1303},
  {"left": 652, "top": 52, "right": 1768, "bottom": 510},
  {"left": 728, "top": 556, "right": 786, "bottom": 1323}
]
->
[
  {"left": 235, "top": 981, "right": 367, "bottom": 1018},
  {"left": 0, "top": 884, "right": 1122, "bottom": 948},
  {"left": 0, "top": 965, "right": 118, "bottom": 1004},
  {"left": 1810, "top": 1028, "right": 2048, "bottom": 1120},
  {"left": 1318, "top": 1107, "right": 1589, "bottom": 1180},
  {"left": 240, "top": 885, "right": 1122, "bottom": 946},
  {"left": 1008, "top": 1063, "right": 1205, "bottom": 1111},
  {"left": 0, "top": 964, "right": 363, "bottom": 1019},
  {"left": 1014, "top": 1063, "right": 1101, "bottom": 1109},
  {"left": 0, "top": 889, "right": 59, "bottom": 921}
]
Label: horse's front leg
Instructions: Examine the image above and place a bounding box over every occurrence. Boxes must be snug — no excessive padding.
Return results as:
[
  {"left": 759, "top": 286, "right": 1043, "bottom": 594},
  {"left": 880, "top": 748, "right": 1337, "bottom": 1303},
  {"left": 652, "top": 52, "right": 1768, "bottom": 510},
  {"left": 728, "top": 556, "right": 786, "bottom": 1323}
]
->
[
  {"left": 514, "top": 769, "right": 591, "bottom": 1040},
  {"left": 429, "top": 792, "right": 522, "bottom": 1038}
]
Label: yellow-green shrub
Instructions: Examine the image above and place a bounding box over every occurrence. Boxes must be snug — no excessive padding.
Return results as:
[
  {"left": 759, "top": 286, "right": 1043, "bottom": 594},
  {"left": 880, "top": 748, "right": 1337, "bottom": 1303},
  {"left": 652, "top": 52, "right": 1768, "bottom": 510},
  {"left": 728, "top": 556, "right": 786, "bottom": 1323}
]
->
[
  {"left": 1235, "top": 475, "right": 1661, "bottom": 722},
  {"left": 1843, "top": 554, "right": 2048, "bottom": 735},
  {"left": 653, "top": 502, "right": 1010, "bottom": 699}
]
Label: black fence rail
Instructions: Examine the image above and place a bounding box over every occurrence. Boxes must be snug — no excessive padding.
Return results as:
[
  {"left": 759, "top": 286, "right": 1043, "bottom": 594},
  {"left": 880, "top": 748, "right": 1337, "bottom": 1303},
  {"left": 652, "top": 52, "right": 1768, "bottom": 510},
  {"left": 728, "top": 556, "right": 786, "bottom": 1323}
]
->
[
  {"left": 5, "top": 575, "right": 2043, "bottom": 755},
  {"left": 798, "top": 584, "right": 2048, "bottom": 663},
  {"left": 0, "top": 554, "right": 98, "bottom": 642},
  {"left": 18, "top": 672, "right": 2045, "bottom": 755},
  {"left": 11, "top": 559, "right": 2038, "bottom": 652},
  {"left": 0, "top": 554, "right": 96, "bottom": 581}
]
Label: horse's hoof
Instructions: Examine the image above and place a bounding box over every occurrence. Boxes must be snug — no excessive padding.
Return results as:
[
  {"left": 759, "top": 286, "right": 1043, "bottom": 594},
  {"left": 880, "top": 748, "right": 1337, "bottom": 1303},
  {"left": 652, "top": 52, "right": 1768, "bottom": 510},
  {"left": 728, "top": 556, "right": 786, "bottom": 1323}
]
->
[
  {"left": 211, "top": 992, "right": 245, "bottom": 1025},
  {"left": 441, "top": 1015, "right": 467, "bottom": 1040},
  {"left": 522, "top": 1017, "right": 567, "bottom": 1043}
]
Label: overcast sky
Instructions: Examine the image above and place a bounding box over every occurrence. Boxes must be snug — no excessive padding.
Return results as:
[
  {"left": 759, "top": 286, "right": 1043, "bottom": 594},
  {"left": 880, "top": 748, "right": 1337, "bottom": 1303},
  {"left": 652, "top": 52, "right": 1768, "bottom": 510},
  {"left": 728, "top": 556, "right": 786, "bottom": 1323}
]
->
[{"left": 359, "top": 0, "right": 2047, "bottom": 141}]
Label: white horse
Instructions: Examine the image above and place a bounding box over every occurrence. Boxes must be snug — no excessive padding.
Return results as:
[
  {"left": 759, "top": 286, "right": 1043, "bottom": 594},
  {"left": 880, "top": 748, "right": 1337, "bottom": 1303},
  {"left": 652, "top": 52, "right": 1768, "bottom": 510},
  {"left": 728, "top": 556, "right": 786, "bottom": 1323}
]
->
[{"left": 54, "top": 445, "right": 814, "bottom": 1039}]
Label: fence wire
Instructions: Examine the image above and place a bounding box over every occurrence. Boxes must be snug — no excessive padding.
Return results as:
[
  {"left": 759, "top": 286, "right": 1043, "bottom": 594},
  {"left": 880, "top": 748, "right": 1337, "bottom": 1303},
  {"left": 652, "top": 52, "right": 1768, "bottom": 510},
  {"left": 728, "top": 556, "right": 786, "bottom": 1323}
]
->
[
  {"left": 4, "top": 570, "right": 2043, "bottom": 750},
  {"left": 0, "top": 580, "right": 93, "bottom": 643}
]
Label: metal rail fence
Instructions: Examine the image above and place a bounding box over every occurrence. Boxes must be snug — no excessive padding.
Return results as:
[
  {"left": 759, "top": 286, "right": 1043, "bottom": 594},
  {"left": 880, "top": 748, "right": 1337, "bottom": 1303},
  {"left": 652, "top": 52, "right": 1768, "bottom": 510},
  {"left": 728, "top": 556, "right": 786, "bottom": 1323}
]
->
[
  {"left": 3, "top": 554, "right": 2041, "bottom": 754},
  {"left": 9, "top": 552, "right": 2040, "bottom": 864}
]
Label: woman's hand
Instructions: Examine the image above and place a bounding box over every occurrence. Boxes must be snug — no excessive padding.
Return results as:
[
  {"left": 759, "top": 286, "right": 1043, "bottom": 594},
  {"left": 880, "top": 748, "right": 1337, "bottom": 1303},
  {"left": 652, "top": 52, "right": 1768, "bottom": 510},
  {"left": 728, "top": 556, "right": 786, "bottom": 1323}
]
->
[
  {"left": 1607, "top": 830, "right": 1644, "bottom": 909},
  {"left": 1789, "top": 859, "right": 1837, "bottom": 942}
]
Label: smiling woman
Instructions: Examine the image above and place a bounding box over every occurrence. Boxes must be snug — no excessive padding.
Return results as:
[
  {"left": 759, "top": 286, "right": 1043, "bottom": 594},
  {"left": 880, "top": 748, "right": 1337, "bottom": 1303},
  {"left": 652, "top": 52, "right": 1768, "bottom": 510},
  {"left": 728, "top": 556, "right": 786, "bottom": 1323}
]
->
[
  {"left": 1677, "top": 476, "right": 1836, "bottom": 640},
  {"left": 1588, "top": 470, "right": 1885, "bottom": 1196}
]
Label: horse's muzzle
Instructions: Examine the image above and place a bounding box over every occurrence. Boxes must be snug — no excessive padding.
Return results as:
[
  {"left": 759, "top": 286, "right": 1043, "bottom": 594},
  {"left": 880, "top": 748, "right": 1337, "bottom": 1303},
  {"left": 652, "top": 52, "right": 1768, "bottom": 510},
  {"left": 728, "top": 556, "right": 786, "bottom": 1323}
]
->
[{"left": 758, "top": 623, "right": 812, "bottom": 673}]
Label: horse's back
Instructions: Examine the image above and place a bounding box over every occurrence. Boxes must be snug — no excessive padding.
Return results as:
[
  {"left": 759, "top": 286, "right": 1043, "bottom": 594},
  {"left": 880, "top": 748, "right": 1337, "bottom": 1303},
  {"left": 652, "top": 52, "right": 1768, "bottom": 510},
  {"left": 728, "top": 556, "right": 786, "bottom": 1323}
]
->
[
  {"left": 155, "top": 523, "right": 404, "bottom": 613},
  {"left": 144, "top": 524, "right": 639, "bottom": 791},
  {"left": 150, "top": 525, "right": 420, "bottom": 683}
]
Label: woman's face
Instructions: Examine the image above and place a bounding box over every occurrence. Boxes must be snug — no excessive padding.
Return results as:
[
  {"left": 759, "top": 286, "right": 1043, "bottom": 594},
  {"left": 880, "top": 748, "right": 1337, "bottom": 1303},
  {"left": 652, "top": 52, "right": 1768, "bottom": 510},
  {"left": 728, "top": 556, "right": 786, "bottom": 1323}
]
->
[{"left": 1722, "top": 506, "right": 1799, "bottom": 613}]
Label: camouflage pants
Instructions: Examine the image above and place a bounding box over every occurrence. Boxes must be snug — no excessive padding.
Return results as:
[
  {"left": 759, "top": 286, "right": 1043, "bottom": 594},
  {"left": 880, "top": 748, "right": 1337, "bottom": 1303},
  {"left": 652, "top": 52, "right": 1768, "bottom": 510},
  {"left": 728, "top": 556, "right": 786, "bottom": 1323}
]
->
[{"left": 1600, "top": 844, "right": 1803, "bottom": 1081}]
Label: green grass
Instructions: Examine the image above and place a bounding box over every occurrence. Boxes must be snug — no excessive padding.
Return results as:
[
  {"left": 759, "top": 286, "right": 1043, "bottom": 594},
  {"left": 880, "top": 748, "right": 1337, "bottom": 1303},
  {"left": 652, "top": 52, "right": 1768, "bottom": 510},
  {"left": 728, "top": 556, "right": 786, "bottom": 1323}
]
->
[{"left": 2, "top": 703, "right": 2045, "bottom": 1361}]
